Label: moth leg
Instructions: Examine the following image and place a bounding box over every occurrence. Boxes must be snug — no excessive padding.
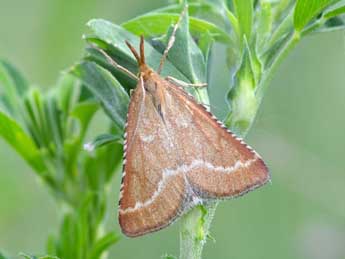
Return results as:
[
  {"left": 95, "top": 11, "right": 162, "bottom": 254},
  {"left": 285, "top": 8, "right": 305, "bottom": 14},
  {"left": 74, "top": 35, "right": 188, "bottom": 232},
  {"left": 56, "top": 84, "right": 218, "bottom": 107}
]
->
[
  {"left": 166, "top": 76, "right": 207, "bottom": 88},
  {"left": 157, "top": 5, "right": 188, "bottom": 74},
  {"left": 90, "top": 45, "right": 138, "bottom": 80}
]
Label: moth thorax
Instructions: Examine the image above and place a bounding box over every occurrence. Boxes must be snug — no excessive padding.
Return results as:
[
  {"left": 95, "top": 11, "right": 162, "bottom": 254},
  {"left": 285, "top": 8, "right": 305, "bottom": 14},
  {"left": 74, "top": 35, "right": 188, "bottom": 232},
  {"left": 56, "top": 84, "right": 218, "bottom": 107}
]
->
[{"left": 139, "top": 64, "right": 153, "bottom": 80}]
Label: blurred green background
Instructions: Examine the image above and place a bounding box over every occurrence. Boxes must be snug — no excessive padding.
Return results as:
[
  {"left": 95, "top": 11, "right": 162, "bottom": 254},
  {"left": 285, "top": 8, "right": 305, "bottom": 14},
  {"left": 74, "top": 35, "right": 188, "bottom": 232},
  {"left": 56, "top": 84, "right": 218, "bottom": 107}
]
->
[{"left": 1, "top": 0, "right": 345, "bottom": 259}]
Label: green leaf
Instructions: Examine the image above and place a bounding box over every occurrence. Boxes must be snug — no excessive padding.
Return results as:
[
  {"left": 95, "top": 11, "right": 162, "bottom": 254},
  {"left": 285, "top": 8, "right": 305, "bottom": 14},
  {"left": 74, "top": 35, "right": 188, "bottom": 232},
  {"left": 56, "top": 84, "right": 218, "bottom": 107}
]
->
[
  {"left": 315, "top": 15, "right": 345, "bottom": 32},
  {"left": 0, "top": 252, "right": 8, "bottom": 259},
  {"left": 256, "top": 1, "right": 273, "bottom": 51},
  {"left": 233, "top": 0, "right": 254, "bottom": 39},
  {"left": 22, "top": 89, "right": 49, "bottom": 149},
  {"left": 144, "top": 6, "right": 210, "bottom": 104},
  {"left": 22, "top": 88, "right": 65, "bottom": 163},
  {"left": 197, "top": 30, "right": 214, "bottom": 64},
  {"left": 46, "top": 235, "right": 57, "bottom": 256},
  {"left": 89, "top": 232, "right": 120, "bottom": 259},
  {"left": 70, "top": 100, "right": 99, "bottom": 137},
  {"left": 225, "top": 8, "right": 240, "bottom": 42},
  {"left": 164, "top": 6, "right": 206, "bottom": 83},
  {"left": 63, "top": 100, "right": 99, "bottom": 177},
  {"left": 270, "top": 0, "right": 294, "bottom": 23},
  {"left": 73, "top": 193, "right": 108, "bottom": 250},
  {"left": 70, "top": 61, "right": 129, "bottom": 132},
  {"left": 103, "top": 140, "right": 123, "bottom": 183},
  {"left": 0, "top": 60, "right": 28, "bottom": 94},
  {"left": 154, "top": 2, "right": 229, "bottom": 28},
  {"left": 84, "top": 41, "right": 138, "bottom": 90},
  {"left": 44, "top": 95, "right": 64, "bottom": 153},
  {"left": 300, "top": 0, "right": 345, "bottom": 34},
  {"left": 86, "top": 19, "right": 189, "bottom": 82},
  {"left": 0, "top": 60, "right": 28, "bottom": 119},
  {"left": 258, "top": 12, "right": 294, "bottom": 62},
  {"left": 84, "top": 140, "right": 123, "bottom": 189},
  {"left": 294, "top": 0, "right": 338, "bottom": 31},
  {"left": 84, "top": 133, "right": 122, "bottom": 152},
  {"left": 58, "top": 214, "right": 75, "bottom": 259},
  {"left": 324, "top": 0, "right": 345, "bottom": 17},
  {"left": 0, "top": 110, "right": 46, "bottom": 173},
  {"left": 122, "top": 13, "right": 232, "bottom": 44},
  {"left": 225, "top": 38, "right": 258, "bottom": 135},
  {"left": 57, "top": 74, "right": 82, "bottom": 116}
]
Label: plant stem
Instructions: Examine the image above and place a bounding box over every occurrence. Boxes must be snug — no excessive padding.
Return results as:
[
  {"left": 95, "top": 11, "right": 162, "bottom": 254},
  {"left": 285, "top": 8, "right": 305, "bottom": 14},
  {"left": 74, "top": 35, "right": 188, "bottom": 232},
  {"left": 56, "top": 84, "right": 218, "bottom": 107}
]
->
[{"left": 179, "top": 203, "right": 217, "bottom": 259}]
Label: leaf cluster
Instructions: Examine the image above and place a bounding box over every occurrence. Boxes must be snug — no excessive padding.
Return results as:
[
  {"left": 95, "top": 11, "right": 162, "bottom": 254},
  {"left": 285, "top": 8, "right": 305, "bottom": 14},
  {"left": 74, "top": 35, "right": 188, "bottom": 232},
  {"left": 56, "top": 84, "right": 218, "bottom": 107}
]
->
[
  {"left": 72, "top": 0, "right": 345, "bottom": 139},
  {"left": 0, "top": 62, "right": 120, "bottom": 259}
]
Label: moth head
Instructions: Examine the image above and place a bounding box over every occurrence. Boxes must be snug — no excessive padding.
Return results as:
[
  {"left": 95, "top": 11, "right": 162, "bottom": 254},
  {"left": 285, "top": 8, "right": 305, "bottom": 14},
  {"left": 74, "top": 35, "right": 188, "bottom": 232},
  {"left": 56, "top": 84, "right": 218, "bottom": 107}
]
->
[{"left": 125, "top": 36, "right": 153, "bottom": 80}]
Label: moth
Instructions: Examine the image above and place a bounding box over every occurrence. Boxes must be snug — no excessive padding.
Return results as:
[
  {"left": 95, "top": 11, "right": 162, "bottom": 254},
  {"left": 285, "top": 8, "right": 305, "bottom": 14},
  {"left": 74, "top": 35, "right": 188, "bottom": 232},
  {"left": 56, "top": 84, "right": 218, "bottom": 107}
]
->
[
  {"left": 103, "top": 35, "right": 271, "bottom": 237},
  {"left": 97, "top": 26, "right": 270, "bottom": 237}
]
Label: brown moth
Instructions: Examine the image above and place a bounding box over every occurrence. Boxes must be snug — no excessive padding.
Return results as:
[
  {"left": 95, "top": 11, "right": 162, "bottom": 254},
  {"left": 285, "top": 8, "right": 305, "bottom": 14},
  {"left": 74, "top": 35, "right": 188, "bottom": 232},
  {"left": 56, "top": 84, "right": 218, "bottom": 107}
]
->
[{"left": 111, "top": 36, "right": 271, "bottom": 237}]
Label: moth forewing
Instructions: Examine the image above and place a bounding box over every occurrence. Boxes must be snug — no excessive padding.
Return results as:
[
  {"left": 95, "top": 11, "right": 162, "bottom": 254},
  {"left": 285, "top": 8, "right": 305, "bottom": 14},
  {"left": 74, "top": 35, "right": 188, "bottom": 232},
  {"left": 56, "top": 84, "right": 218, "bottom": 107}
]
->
[{"left": 119, "top": 72, "right": 188, "bottom": 237}]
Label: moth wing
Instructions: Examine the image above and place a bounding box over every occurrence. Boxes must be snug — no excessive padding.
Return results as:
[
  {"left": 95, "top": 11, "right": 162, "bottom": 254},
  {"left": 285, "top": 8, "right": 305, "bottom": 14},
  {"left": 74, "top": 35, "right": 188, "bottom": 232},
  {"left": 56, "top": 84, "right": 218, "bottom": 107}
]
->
[
  {"left": 119, "top": 76, "right": 270, "bottom": 237},
  {"left": 119, "top": 78, "right": 187, "bottom": 237},
  {"left": 162, "top": 80, "right": 270, "bottom": 199}
]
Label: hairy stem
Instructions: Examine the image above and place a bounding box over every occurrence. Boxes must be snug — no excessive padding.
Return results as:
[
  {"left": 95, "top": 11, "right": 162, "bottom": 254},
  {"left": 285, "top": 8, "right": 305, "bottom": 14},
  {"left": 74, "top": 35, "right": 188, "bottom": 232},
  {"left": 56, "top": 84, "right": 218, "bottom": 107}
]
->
[{"left": 179, "top": 203, "right": 217, "bottom": 259}]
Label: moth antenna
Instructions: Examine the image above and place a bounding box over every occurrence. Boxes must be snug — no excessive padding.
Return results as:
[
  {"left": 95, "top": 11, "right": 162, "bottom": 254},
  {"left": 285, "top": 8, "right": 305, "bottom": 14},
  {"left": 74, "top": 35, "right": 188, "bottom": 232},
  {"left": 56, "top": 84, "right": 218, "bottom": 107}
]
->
[
  {"left": 126, "top": 40, "right": 141, "bottom": 65},
  {"left": 139, "top": 35, "right": 146, "bottom": 65},
  {"left": 157, "top": 4, "right": 188, "bottom": 74}
]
